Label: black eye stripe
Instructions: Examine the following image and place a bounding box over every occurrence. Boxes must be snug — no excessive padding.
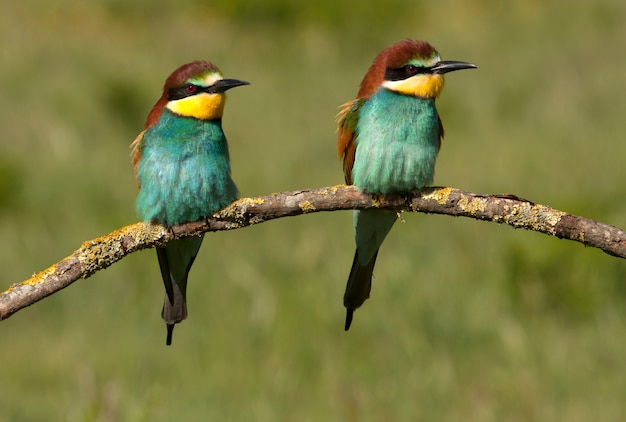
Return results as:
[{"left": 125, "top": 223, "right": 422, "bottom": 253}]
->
[
  {"left": 167, "top": 84, "right": 211, "bottom": 101},
  {"left": 384, "top": 64, "right": 430, "bottom": 81}
]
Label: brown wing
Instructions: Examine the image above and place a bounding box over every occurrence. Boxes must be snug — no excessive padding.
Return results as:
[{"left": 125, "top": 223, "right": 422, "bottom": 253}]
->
[
  {"left": 130, "top": 129, "right": 146, "bottom": 187},
  {"left": 336, "top": 98, "right": 366, "bottom": 185},
  {"left": 130, "top": 95, "right": 167, "bottom": 188}
]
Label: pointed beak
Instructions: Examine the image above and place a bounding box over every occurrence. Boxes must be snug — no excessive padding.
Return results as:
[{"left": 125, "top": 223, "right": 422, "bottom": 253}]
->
[
  {"left": 431, "top": 61, "right": 478, "bottom": 74},
  {"left": 209, "top": 78, "right": 250, "bottom": 93}
]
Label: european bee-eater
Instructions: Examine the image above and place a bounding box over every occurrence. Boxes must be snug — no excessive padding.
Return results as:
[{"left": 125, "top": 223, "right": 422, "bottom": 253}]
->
[
  {"left": 131, "top": 61, "right": 248, "bottom": 345},
  {"left": 337, "top": 39, "right": 476, "bottom": 330}
]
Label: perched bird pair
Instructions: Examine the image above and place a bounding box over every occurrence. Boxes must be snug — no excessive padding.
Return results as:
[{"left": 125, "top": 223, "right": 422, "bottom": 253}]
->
[{"left": 132, "top": 39, "right": 476, "bottom": 344}]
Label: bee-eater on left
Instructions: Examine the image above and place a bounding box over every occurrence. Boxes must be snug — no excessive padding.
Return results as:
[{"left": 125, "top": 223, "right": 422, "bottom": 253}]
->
[
  {"left": 131, "top": 61, "right": 248, "bottom": 345},
  {"left": 337, "top": 40, "right": 476, "bottom": 330}
]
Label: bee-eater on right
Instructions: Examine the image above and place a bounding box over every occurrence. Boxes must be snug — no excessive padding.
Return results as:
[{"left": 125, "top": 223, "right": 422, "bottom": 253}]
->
[{"left": 337, "top": 39, "right": 477, "bottom": 330}]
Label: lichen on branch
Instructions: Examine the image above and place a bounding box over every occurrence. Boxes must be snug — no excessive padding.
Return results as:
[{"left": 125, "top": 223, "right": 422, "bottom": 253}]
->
[{"left": 1, "top": 185, "right": 625, "bottom": 321}]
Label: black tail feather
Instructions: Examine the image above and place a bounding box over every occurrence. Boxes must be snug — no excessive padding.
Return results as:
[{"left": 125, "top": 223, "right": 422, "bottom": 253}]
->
[
  {"left": 344, "top": 309, "right": 354, "bottom": 331},
  {"left": 166, "top": 324, "right": 174, "bottom": 346},
  {"left": 156, "top": 247, "right": 175, "bottom": 306},
  {"left": 343, "top": 249, "right": 379, "bottom": 330}
]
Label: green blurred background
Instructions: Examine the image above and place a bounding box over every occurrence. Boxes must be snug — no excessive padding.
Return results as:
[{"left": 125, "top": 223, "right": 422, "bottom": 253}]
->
[{"left": 2, "top": 0, "right": 626, "bottom": 420}]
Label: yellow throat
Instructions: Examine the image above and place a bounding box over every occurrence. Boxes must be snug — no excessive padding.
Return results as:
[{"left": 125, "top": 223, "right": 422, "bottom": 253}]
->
[
  {"left": 166, "top": 92, "right": 226, "bottom": 120},
  {"left": 382, "top": 74, "right": 445, "bottom": 99}
]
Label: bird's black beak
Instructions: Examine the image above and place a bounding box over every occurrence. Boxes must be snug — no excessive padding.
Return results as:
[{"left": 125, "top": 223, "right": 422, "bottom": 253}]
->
[
  {"left": 431, "top": 61, "right": 478, "bottom": 74},
  {"left": 209, "top": 78, "right": 250, "bottom": 93}
]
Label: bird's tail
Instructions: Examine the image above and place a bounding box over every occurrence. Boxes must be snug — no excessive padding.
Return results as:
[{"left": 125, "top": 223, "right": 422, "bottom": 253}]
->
[
  {"left": 156, "top": 236, "right": 202, "bottom": 346},
  {"left": 343, "top": 209, "right": 398, "bottom": 330},
  {"left": 162, "top": 283, "right": 188, "bottom": 346},
  {"left": 344, "top": 249, "right": 379, "bottom": 330}
]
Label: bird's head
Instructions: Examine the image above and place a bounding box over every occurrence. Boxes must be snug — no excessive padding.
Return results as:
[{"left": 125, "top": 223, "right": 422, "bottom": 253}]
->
[
  {"left": 144, "top": 61, "right": 249, "bottom": 128},
  {"left": 358, "top": 39, "right": 477, "bottom": 99}
]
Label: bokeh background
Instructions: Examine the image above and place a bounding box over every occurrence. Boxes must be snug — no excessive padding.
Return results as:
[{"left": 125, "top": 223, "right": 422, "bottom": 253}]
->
[{"left": 2, "top": 0, "right": 626, "bottom": 420}]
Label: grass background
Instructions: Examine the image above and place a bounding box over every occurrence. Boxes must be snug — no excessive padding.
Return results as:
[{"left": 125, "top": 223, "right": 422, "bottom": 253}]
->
[{"left": 2, "top": 0, "right": 626, "bottom": 420}]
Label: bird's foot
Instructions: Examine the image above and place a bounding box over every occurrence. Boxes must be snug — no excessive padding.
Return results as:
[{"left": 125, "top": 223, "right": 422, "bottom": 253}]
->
[
  {"left": 403, "top": 192, "right": 415, "bottom": 211},
  {"left": 164, "top": 224, "right": 176, "bottom": 239}
]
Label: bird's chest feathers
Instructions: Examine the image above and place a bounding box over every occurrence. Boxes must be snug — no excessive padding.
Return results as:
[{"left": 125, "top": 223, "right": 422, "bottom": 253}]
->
[
  {"left": 166, "top": 92, "right": 225, "bottom": 120},
  {"left": 135, "top": 114, "right": 237, "bottom": 225},
  {"left": 352, "top": 89, "right": 441, "bottom": 193}
]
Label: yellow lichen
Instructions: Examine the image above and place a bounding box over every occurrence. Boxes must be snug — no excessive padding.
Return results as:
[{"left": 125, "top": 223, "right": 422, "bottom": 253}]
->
[
  {"left": 423, "top": 187, "right": 452, "bottom": 204},
  {"left": 458, "top": 195, "right": 487, "bottom": 214},
  {"left": 247, "top": 217, "right": 263, "bottom": 226},
  {"left": 541, "top": 206, "right": 565, "bottom": 227},
  {"left": 23, "top": 264, "right": 58, "bottom": 286},
  {"left": 220, "top": 197, "right": 265, "bottom": 219},
  {"left": 299, "top": 201, "right": 316, "bottom": 212},
  {"left": 234, "top": 197, "right": 265, "bottom": 207},
  {"left": 501, "top": 203, "right": 565, "bottom": 235},
  {"left": 371, "top": 194, "right": 384, "bottom": 208}
]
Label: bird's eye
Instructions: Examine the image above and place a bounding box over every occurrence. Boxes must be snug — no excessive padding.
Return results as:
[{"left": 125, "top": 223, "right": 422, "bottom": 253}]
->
[
  {"left": 405, "top": 65, "right": 419, "bottom": 75},
  {"left": 185, "top": 84, "right": 197, "bottom": 94}
]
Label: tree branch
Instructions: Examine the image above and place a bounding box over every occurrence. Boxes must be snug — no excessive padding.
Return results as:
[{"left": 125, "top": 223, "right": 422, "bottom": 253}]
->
[{"left": 2, "top": 185, "right": 625, "bottom": 320}]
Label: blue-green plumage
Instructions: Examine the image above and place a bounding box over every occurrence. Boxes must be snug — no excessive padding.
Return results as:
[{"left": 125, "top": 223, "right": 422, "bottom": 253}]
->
[
  {"left": 352, "top": 89, "right": 440, "bottom": 194},
  {"left": 337, "top": 39, "right": 476, "bottom": 330},
  {"left": 132, "top": 60, "right": 247, "bottom": 345},
  {"left": 135, "top": 109, "right": 238, "bottom": 345},
  {"left": 351, "top": 87, "right": 440, "bottom": 262},
  {"left": 345, "top": 88, "right": 441, "bottom": 329},
  {"left": 136, "top": 109, "right": 238, "bottom": 225},
  {"left": 351, "top": 88, "right": 441, "bottom": 265}
]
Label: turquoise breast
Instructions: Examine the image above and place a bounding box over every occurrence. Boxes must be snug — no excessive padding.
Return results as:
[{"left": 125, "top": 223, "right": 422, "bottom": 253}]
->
[
  {"left": 351, "top": 88, "right": 441, "bottom": 194},
  {"left": 135, "top": 109, "right": 238, "bottom": 225}
]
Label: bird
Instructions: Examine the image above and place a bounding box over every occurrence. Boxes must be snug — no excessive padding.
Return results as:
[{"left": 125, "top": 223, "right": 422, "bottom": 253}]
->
[
  {"left": 337, "top": 39, "right": 476, "bottom": 330},
  {"left": 131, "top": 61, "right": 248, "bottom": 345}
]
